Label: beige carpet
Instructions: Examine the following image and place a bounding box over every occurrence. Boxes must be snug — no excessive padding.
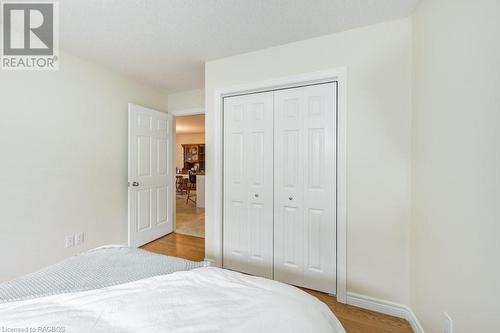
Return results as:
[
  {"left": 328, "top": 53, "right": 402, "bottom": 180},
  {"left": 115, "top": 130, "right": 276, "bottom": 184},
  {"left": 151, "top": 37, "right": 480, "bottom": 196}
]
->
[{"left": 175, "top": 197, "right": 205, "bottom": 238}]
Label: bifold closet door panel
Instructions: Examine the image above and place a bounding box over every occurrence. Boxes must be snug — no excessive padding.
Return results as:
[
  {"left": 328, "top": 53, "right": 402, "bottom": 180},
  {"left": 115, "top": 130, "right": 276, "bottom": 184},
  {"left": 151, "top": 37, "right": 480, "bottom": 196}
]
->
[
  {"left": 223, "top": 92, "right": 274, "bottom": 279},
  {"left": 274, "top": 83, "right": 337, "bottom": 294}
]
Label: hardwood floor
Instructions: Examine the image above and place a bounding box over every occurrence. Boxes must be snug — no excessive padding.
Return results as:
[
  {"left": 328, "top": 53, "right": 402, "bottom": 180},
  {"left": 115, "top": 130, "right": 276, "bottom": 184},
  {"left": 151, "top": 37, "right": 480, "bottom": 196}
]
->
[
  {"left": 142, "top": 233, "right": 413, "bottom": 333},
  {"left": 175, "top": 197, "right": 205, "bottom": 238},
  {"left": 141, "top": 233, "right": 205, "bottom": 262},
  {"left": 303, "top": 289, "right": 413, "bottom": 333}
]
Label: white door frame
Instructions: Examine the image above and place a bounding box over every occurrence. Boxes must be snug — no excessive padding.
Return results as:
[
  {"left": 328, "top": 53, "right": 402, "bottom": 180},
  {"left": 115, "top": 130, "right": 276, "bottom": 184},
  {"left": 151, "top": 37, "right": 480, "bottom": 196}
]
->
[
  {"left": 169, "top": 107, "right": 206, "bottom": 117},
  {"left": 168, "top": 107, "right": 206, "bottom": 233},
  {"left": 211, "top": 67, "right": 347, "bottom": 303}
]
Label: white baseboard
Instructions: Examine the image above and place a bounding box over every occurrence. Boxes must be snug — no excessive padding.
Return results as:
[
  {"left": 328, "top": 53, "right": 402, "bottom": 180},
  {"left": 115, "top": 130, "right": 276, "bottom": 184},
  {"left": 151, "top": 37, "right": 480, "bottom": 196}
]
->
[
  {"left": 203, "top": 258, "right": 216, "bottom": 266},
  {"left": 346, "top": 292, "right": 425, "bottom": 333},
  {"left": 406, "top": 307, "right": 425, "bottom": 333}
]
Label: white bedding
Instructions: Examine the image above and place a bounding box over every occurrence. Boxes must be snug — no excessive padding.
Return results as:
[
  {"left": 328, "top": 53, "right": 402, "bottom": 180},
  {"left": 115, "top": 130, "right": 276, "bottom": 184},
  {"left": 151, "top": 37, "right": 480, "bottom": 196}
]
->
[{"left": 0, "top": 267, "right": 345, "bottom": 333}]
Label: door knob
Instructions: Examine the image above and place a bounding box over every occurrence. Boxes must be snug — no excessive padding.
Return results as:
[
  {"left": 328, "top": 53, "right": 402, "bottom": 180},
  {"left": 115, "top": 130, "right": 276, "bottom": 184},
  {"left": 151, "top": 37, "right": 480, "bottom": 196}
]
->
[
  {"left": 132, "top": 181, "right": 140, "bottom": 187},
  {"left": 289, "top": 196, "right": 293, "bottom": 201},
  {"left": 254, "top": 194, "right": 259, "bottom": 198}
]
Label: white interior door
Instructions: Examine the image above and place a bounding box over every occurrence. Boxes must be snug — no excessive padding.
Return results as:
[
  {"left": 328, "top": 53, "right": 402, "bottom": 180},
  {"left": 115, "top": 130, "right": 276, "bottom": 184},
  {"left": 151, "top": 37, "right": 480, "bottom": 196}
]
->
[
  {"left": 274, "top": 83, "right": 337, "bottom": 293},
  {"left": 128, "top": 103, "right": 174, "bottom": 247},
  {"left": 223, "top": 92, "right": 274, "bottom": 279}
]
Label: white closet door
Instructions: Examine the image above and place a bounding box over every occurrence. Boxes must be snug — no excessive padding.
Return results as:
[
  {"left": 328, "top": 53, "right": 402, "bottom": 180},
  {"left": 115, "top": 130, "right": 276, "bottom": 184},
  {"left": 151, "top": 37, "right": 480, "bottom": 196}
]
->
[
  {"left": 223, "top": 92, "right": 274, "bottom": 279},
  {"left": 274, "top": 83, "right": 337, "bottom": 293}
]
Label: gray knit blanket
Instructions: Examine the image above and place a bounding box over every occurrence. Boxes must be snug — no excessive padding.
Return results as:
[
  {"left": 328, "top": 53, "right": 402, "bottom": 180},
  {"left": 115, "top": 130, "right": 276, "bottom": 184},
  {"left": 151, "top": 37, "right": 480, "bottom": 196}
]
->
[{"left": 0, "top": 246, "right": 206, "bottom": 303}]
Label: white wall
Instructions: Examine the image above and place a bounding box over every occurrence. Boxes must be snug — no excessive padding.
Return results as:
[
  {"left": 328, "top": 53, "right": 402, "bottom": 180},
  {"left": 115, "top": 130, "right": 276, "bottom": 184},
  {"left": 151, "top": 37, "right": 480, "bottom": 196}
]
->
[
  {"left": 167, "top": 88, "right": 205, "bottom": 111},
  {"left": 176, "top": 133, "right": 205, "bottom": 170},
  {"left": 0, "top": 51, "right": 167, "bottom": 282},
  {"left": 205, "top": 18, "right": 412, "bottom": 305},
  {"left": 412, "top": 1, "right": 500, "bottom": 332}
]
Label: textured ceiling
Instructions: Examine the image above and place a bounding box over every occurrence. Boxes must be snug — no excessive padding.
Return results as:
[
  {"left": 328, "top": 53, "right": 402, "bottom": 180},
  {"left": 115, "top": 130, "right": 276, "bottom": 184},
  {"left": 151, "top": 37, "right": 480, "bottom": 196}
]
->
[
  {"left": 176, "top": 115, "right": 205, "bottom": 134},
  {"left": 60, "top": 0, "right": 418, "bottom": 92}
]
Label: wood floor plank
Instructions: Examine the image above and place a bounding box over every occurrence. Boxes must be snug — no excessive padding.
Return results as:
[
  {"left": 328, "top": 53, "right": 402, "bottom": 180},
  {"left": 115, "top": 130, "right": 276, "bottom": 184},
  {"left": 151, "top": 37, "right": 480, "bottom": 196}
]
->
[
  {"left": 141, "top": 233, "right": 413, "bottom": 333},
  {"left": 141, "top": 233, "right": 205, "bottom": 262}
]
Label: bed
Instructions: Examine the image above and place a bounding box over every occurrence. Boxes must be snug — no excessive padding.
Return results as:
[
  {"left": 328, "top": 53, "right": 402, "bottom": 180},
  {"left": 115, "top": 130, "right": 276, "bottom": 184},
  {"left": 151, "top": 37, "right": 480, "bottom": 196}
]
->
[{"left": 0, "top": 246, "right": 345, "bottom": 333}]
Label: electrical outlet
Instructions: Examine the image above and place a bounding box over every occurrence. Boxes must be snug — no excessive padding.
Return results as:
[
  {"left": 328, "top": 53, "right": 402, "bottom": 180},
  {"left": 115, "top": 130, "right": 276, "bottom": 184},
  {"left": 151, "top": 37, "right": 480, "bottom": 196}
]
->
[
  {"left": 65, "top": 235, "right": 75, "bottom": 248},
  {"left": 444, "top": 312, "right": 453, "bottom": 333},
  {"left": 75, "top": 232, "right": 84, "bottom": 246}
]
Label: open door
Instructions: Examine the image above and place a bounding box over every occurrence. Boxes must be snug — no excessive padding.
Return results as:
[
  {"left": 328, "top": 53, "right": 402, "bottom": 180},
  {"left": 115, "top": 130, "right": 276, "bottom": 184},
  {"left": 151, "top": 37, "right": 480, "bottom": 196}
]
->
[{"left": 128, "top": 103, "right": 175, "bottom": 247}]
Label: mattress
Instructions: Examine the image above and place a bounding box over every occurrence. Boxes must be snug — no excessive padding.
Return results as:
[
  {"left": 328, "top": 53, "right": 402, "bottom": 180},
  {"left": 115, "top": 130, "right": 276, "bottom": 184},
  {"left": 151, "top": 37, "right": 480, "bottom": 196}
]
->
[{"left": 0, "top": 246, "right": 345, "bottom": 333}]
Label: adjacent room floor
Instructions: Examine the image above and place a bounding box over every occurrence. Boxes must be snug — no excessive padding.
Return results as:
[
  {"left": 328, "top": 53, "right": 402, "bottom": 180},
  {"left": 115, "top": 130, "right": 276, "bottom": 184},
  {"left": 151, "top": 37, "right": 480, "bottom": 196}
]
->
[
  {"left": 142, "top": 233, "right": 413, "bottom": 333},
  {"left": 175, "top": 197, "right": 205, "bottom": 238}
]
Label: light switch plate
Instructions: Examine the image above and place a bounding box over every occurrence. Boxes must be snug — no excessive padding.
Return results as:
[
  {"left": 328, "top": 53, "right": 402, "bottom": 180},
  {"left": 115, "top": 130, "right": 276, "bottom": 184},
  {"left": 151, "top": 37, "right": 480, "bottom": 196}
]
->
[
  {"left": 75, "top": 232, "right": 84, "bottom": 246},
  {"left": 65, "top": 235, "right": 75, "bottom": 248}
]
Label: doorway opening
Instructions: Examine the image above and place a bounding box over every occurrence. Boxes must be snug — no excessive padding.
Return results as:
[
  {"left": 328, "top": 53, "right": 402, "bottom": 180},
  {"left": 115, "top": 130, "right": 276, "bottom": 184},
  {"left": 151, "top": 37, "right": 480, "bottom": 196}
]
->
[{"left": 174, "top": 114, "right": 205, "bottom": 239}]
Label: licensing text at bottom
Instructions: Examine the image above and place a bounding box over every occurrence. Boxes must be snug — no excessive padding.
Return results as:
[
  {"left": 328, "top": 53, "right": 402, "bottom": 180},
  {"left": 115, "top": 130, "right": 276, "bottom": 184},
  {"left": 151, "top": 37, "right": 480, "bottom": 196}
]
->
[{"left": 1, "top": 327, "right": 65, "bottom": 333}]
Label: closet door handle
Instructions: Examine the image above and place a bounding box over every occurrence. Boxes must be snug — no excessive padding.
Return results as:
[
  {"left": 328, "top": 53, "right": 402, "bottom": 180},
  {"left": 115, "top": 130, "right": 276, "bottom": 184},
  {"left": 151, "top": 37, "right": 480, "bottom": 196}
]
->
[
  {"left": 254, "top": 194, "right": 259, "bottom": 198},
  {"left": 288, "top": 196, "right": 293, "bottom": 201}
]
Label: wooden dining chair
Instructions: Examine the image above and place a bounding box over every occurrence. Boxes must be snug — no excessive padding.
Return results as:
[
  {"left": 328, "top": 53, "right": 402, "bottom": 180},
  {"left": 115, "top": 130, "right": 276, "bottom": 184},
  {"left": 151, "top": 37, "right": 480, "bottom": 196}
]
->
[
  {"left": 175, "top": 176, "right": 184, "bottom": 194},
  {"left": 185, "top": 180, "right": 197, "bottom": 205}
]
